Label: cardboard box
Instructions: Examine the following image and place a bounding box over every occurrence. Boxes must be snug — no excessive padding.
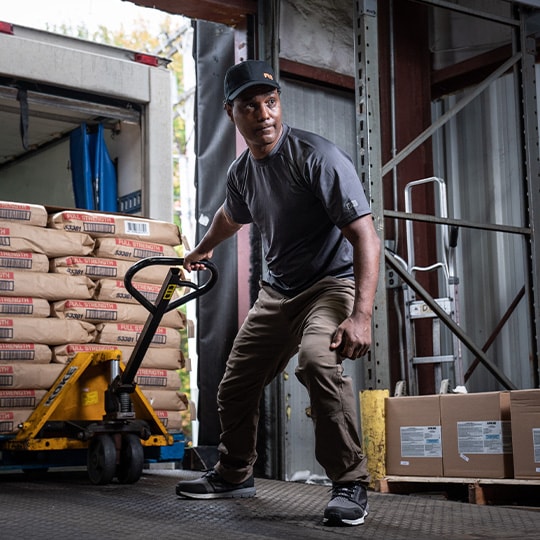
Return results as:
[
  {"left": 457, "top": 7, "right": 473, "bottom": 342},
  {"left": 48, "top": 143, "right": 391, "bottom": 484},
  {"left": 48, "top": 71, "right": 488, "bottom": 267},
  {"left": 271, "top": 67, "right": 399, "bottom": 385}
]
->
[
  {"left": 440, "top": 392, "right": 513, "bottom": 478},
  {"left": 510, "top": 389, "right": 540, "bottom": 480},
  {"left": 385, "top": 395, "right": 443, "bottom": 476}
]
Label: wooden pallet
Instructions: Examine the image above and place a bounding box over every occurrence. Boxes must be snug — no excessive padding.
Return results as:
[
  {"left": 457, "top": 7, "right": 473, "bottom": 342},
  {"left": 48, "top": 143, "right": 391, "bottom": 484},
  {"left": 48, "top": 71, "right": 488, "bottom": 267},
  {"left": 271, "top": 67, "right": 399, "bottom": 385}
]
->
[{"left": 377, "top": 475, "right": 540, "bottom": 506}]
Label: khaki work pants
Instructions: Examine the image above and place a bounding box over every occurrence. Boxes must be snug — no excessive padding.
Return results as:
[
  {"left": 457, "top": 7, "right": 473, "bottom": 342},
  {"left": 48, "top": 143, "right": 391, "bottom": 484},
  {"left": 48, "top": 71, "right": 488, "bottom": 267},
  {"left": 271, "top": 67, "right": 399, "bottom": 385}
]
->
[{"left": 214, "top": 276, "right": 370, "bottom": 486}]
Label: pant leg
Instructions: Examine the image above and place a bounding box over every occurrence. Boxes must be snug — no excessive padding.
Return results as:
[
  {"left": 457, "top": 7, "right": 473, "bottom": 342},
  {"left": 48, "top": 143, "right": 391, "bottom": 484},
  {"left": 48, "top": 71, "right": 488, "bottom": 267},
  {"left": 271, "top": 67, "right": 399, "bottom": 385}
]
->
[
  {"left": 292, "top": 277, "right": 370, "bottom": 485},
  {"left": 215, "top": 284, "right": 299, "bottom": 484}
]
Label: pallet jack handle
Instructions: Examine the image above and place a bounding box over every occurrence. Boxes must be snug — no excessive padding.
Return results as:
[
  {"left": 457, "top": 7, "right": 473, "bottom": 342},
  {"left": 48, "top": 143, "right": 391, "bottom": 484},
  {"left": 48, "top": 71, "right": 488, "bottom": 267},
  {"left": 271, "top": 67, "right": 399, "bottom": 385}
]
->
[
  {"left": 124, "top": 256, "right": 218, "bottom": 315},
  {"left": 105, "top": 257, "right": 217, "bottom": 412}
]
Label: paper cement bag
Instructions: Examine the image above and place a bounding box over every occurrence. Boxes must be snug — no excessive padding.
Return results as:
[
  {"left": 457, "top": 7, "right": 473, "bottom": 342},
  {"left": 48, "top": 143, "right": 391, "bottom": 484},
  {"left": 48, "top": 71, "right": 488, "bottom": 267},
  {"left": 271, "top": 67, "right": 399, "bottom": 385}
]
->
[
  {"left": 0, "top": 201, "right": 48, "bottom": 227},
  {"left": 0, "top": 318, "right": 96, "bottom": 345},
  {"left": 95, "top": 323, "right": 180, "bottom": 349},
  {"left": 0, "top": 221, "right": 94, "bottom": 257},
  {"left": 134, "top": 368, "right": 181, "bottom": 389},
  {"left": 0, "top": 251, "right": 49, "bottom": 273},
  {"left": 48, "top": 211, "right": 182, "bottom": 245},
  {"left": 51, "top": 343, "right": 121, "bottom": 364},
  {"left": 0, "top": 389, "right": 48, "bottom": 408},
  {"left": 50, "top": 256, "right": 131, "bottom": 280},
  {"left": 0, "top": 363, "right": 64, "bottom": 389},
  {"left": 94, "top": 278, "right": 184, "bottom": 305},
  {"left": 95, "top": 278, "right": 163, "bottom": 304},
  {"left": 50, "top": 256, "right": 173, "bottom": 285},
  {"left": 0, "top": 409, "right": 34, "bottom": 433},
  {"left": 51, "top": 344, "right": 183, "bottom": 370},
  {"left": 0, "top": 343, "right": 52, "bottom": 363},
  {"left": 52, "top": 343, "right": 123, "bottom": 366},
  {"left": 138, "top": 347, "right": 184, "bottom": 370},
  {"left": 0, "top": 271, "right": 95, "bottom": 300},
  {"left": 51, "top": 299, "right": 184, "bottom": 329},
  {"left": 154, "top": 410, "right": 185, "bottom": 431},
  {"left": 93, "top": 237, "right": 178, "bottom": 261},
  {"left": 0, "top": 297, "right": 50, "bottom": 318},
  {"left": 139, "top": 388, "right": 189, "bottom": 411}
]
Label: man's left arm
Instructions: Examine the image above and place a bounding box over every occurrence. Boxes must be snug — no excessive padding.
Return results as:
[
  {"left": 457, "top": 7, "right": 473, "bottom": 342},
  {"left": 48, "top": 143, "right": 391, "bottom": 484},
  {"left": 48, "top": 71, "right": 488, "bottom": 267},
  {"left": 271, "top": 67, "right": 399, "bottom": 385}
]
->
[{"left": 330, "top": 214, "right": 381, "bottom": 359}]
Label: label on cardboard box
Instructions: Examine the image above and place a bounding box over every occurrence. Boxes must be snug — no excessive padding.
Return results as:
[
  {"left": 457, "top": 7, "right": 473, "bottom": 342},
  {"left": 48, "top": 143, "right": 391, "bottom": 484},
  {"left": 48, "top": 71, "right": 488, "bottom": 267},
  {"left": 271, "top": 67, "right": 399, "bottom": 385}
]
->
[
  {"left": 400, "top": 426, "right": 442, "bottom": 458},
  {"left": 457, "top": 420, "right": 512, "bottom": 454},
  {"left": 534, "top": 428, "right": 540, "bottom": 463}
]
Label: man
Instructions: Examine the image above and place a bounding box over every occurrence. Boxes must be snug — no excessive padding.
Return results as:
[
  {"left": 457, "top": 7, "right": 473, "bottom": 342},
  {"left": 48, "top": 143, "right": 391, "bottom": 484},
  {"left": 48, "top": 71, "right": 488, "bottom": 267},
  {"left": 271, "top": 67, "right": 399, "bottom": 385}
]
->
[{"left": 176, "top": 59, "right": 380, "bottom": 527}]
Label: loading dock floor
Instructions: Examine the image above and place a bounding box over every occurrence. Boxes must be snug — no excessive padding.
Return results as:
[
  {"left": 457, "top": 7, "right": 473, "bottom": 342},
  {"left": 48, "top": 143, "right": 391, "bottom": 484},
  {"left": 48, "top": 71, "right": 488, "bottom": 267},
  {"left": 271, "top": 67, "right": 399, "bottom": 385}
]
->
[{"left": 1, "top": 468, "right": 539, "bottom": 539}]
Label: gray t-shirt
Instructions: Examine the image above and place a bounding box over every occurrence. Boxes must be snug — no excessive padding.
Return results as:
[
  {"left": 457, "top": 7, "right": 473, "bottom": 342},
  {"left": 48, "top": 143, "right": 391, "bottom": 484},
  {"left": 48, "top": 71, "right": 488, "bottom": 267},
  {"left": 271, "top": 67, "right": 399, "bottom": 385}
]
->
[{"left": 224, "top": 124, "right": 371, "bottom": 296}]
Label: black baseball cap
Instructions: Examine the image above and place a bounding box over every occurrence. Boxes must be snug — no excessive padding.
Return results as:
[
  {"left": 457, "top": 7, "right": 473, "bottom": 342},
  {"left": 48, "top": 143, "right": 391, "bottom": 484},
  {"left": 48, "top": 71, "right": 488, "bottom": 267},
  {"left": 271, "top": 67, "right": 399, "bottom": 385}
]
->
[{"left": 224, "top": 60, "right": 280, "bottom": 103}]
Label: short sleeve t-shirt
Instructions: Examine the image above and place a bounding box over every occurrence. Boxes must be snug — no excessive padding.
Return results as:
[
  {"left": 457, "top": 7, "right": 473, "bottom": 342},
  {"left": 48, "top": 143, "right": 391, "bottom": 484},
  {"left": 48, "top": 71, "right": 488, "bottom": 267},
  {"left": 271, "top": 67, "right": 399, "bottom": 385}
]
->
[{"left": 224, "top": 124, "right": 371, "bottom": 297}]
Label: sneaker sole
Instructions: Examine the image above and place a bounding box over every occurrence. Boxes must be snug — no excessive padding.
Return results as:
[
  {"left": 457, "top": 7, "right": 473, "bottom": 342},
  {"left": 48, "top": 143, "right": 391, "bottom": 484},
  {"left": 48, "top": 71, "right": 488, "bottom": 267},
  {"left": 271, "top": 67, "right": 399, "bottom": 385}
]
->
[
  {"left": 176, "top": 487, "right": 256, "bottom": 500},
  {"left": 323, "top": 508, "right": 368, "bottom": 527}
]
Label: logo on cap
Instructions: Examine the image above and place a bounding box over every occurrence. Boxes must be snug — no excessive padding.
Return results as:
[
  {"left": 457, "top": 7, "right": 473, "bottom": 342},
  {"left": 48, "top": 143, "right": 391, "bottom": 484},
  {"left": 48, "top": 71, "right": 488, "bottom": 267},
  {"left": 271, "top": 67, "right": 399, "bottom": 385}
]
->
[{"left": 263, "top": 73, "right": 274, "bottom": 81}]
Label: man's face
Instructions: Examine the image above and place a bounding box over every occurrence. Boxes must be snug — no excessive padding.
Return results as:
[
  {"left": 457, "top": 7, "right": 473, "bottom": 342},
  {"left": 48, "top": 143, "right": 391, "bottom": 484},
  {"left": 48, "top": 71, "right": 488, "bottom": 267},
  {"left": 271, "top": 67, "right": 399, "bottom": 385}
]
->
[{"left": 226, "top": 86, "right": 282, "bottom": 159}]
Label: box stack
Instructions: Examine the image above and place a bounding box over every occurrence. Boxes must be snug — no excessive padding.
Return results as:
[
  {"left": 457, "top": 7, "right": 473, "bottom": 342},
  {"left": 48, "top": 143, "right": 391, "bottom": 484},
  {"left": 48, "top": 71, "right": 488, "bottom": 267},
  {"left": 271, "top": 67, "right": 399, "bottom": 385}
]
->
[
  {"left": 0, "top": 202, "right": 191, "bottom": 435},
  {"left": 386, "top": 391, "right": 513, "bottom": 478}
]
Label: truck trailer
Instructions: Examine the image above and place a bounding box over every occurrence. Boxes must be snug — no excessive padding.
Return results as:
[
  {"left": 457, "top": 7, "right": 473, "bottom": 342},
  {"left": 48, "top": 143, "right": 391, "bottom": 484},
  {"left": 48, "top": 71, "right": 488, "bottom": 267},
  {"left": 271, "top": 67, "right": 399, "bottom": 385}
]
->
[{"left": 0, "top": 21, "right": 174, "bottom": 222}]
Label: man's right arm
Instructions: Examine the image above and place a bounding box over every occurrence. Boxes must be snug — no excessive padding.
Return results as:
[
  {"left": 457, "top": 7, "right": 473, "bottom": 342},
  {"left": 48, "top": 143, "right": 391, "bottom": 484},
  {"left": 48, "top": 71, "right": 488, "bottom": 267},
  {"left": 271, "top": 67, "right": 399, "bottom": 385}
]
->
[{"left": 183, "top": 204, "right": 243, "bottom": 272}]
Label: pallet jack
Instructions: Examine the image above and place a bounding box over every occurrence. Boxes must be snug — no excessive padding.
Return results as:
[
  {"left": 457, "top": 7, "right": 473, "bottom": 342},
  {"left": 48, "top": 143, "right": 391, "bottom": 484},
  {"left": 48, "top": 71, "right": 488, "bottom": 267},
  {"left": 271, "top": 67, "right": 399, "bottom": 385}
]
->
[{"left": 0, "top": 257, "right": 217, "bottom": 485}]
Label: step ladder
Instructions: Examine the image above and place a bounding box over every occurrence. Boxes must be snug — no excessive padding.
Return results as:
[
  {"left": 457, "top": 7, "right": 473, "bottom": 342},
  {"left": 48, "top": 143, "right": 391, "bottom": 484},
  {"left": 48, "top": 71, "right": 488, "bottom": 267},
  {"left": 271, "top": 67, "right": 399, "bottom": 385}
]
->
[{"left": 402, "top": 177, "right": 463, "bottom": 395}]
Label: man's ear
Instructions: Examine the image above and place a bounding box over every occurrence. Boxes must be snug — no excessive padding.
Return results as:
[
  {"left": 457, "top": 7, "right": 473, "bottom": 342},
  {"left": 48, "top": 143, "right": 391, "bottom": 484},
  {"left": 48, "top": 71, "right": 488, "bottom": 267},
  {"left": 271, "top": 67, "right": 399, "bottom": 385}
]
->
[{"left": 224, "top": 102, "right": 234, "bottom": 123}]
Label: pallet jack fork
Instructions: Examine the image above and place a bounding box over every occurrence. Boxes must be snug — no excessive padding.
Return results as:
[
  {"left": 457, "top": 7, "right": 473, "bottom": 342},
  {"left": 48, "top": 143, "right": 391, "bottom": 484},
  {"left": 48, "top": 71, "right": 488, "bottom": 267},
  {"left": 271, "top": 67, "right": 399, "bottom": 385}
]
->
[{"left": 0, "top": 257, "right": 217, "bottom": 485}]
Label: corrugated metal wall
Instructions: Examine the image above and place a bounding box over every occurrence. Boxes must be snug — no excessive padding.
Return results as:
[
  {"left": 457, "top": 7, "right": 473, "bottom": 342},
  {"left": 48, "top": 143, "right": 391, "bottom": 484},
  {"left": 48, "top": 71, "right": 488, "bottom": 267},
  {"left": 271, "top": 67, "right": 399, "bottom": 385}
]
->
[
  {"left": 280, "top": 79, "right": 357, "bottom": 167},
  {"left": 432, "top": 69, "right": 534, "bottom": 391},
  {"left": 277, "top": 79, "right": 362, "bottom": 481}
]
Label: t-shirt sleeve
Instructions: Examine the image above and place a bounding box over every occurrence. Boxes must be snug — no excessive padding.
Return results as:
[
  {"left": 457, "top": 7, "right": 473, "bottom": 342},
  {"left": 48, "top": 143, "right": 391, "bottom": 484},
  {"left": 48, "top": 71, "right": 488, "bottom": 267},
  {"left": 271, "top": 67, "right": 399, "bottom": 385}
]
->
[
  {"left": 310, "top": 146, "right": 371, "bottom": 229},
  {"left": 224, "top": 170, "right": 253, "bottom": 225}
]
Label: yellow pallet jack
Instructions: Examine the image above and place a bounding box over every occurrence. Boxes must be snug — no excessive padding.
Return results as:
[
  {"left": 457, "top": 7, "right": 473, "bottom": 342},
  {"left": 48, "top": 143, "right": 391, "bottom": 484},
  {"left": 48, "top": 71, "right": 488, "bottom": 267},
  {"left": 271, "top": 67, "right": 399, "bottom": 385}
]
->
[{"left": 0, "top": 257, "right": 217, "bottom": 485}]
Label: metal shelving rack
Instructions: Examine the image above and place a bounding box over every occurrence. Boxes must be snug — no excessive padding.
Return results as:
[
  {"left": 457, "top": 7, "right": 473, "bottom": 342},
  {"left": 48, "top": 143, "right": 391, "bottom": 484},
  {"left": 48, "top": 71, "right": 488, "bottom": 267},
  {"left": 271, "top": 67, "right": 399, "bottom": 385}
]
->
[{"left": 354, "top": 0, "right": 540, "bottom": 392}]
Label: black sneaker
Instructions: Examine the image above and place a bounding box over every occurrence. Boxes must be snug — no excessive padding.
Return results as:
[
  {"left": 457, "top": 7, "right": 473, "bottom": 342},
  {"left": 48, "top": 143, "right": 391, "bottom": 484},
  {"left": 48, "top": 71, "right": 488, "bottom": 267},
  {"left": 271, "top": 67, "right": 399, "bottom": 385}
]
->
[
  {"left": 175, "top": 469, "right": 256, "bottom": 499},
  {"left": 323, "top": 482, "right": 369, "bottom": 526}
]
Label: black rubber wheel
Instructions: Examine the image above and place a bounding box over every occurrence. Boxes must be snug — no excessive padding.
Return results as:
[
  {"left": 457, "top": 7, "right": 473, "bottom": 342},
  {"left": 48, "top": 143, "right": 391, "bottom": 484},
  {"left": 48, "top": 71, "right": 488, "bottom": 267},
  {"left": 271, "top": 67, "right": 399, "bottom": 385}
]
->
[
  {"left": 116, "top": 433, "right": 144, "bottom": 484},
  {"left": 87, "top": 435, "right": 117, "bottom": 485}
]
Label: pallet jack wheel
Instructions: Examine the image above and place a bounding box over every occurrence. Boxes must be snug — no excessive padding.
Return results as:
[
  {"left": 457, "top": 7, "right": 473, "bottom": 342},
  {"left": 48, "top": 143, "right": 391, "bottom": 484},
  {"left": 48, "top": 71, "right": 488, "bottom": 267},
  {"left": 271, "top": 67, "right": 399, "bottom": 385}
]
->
[
  {"left": 87, "top": 434, "right": 116, "bottom": 485},
  {"left": 116, "top": 433, "right": 144, "bottom": 484}
]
